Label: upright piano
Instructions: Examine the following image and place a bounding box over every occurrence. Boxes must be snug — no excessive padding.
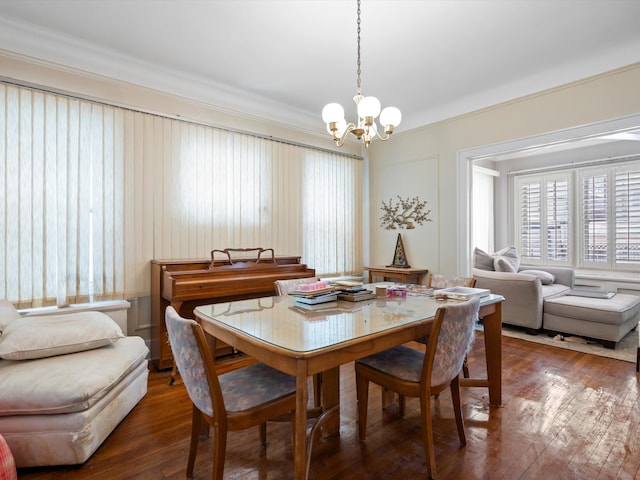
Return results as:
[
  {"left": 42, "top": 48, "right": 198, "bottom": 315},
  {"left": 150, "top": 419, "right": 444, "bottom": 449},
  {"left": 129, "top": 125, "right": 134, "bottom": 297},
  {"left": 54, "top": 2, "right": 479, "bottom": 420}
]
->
[{"left": 150, "top": 248, "right": 316, "bottom": 370}]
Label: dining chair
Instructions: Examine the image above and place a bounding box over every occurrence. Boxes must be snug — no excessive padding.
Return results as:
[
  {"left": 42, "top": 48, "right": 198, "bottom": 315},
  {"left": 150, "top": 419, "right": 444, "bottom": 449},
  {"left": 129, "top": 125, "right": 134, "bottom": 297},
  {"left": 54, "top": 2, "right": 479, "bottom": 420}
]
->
[
  {"left": 427, "top": 273, "right": 476, "bottom": 378},
  {"left": 426, "top": 273, "right": 476, "bottom": 289},
  {"left": 274, "top": 277, "right": 323, "bottom": 407},
  {"left": 274, "top": 276, "right": 320, "bottom": 295},
  {"left": 165, "top": 306, "right": 298, "bottom": 480},
  {"left": 355, "top": 297, "right": 480, "bottom": 479}
]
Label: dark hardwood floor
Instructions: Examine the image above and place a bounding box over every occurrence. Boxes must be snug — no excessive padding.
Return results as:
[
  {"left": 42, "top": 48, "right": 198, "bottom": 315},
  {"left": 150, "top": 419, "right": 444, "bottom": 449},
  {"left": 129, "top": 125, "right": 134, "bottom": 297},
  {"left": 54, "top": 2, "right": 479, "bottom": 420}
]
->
[{"left": 17, "top": 333, "right": 640, "bottom": 479}]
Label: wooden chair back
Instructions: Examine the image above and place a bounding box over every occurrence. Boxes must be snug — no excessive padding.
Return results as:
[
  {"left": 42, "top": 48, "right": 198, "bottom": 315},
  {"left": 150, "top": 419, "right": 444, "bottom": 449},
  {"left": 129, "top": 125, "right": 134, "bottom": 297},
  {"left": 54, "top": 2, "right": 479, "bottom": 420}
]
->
[
  {"left": 164, "top": 306, "right": 297, "bottom": 480},
  {"left": 426, "top": 273, "right": 476, "bottom": 289}
]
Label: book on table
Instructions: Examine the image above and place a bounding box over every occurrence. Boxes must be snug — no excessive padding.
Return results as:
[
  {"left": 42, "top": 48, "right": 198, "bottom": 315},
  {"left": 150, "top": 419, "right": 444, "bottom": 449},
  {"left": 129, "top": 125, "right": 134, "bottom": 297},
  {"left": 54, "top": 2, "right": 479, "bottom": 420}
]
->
[
  {"left": 436, "top": 286, "right": 490, "bottom": 300},
  {"left": 294, "top": 292, "right": 339, "bottom": 305},
  {"left": 337, "top": 290, "right": 376, "bottom": 302}
]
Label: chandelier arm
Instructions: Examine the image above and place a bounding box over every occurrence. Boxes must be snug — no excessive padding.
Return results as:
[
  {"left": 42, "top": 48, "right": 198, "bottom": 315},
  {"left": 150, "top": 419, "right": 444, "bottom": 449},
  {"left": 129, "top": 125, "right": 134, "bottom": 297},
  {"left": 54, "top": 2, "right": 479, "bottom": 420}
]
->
[
  {"left": 334, "top": 123, "right": 358, "bottom": 147},
  {"left": 374, "top": 129, "right": 392, "bottom": 142}
]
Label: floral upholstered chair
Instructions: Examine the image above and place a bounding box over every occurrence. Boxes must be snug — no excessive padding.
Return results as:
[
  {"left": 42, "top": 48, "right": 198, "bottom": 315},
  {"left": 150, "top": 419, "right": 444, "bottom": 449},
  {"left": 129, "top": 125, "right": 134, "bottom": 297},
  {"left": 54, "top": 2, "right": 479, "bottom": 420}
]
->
[
  {"left": 426, "top": 273, "right": 477, "bottom": 378},
  {"left": 274, "top": 277, "right": 320, "bottom": 295},
  {"left": 427, "top": 273, "right": 476, "bottom": 289},
  {"left": 165, "top": 307, "right": 297, "bottom": 480},
  {"left": 355, "top": 298, "right": 480, "bottom": 479}
]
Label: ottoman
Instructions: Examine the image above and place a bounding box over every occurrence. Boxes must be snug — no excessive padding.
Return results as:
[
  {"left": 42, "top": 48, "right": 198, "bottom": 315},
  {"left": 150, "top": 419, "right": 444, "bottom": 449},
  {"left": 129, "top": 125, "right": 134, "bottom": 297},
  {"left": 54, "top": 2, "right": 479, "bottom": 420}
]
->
[{"left": 543, "top": 293, "right": 640, "bottom": 349}]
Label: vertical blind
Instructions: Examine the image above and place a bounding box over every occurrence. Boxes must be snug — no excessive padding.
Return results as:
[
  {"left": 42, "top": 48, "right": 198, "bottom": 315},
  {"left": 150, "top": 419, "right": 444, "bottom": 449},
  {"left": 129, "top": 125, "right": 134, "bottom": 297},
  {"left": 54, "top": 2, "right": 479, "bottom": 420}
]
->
[{"left": 1, "top": 83, "right": 363, "bottom": 308}]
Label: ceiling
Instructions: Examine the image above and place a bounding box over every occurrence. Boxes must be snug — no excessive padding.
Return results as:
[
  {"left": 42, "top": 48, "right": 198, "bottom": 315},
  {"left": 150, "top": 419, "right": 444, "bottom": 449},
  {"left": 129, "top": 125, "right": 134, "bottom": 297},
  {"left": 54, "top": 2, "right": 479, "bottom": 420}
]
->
[{"left": 1, "top": 0, "right": 640, "bottom": 139}]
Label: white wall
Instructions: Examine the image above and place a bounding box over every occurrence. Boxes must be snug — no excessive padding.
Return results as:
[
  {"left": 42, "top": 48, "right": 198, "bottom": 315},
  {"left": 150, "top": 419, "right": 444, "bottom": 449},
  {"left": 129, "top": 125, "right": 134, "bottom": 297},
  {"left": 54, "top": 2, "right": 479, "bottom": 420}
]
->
[{"left": 367, "top": 63, "right": 640, "bottom": 277}]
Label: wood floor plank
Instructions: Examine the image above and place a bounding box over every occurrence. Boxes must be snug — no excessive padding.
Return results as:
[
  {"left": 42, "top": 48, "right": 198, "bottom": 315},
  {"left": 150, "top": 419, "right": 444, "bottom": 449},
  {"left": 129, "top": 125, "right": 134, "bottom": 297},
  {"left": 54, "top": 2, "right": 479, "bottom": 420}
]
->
[{"left": 15, "top": 333, "right": 640, "bottom": 479}]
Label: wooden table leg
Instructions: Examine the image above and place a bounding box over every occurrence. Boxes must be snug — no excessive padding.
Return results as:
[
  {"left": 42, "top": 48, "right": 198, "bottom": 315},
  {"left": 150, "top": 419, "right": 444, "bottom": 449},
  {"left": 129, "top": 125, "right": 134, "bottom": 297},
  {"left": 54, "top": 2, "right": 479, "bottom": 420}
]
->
[
  {"left": 459, "top": 302, "right": 503, "bottom": 406},
  {"left": 482, "top": 302, "right": 502, "bottom": 406}
]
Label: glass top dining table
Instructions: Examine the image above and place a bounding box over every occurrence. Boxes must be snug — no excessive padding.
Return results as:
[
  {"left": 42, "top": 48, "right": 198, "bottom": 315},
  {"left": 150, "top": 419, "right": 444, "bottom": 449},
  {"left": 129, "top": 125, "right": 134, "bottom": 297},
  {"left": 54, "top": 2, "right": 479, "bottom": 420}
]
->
[
  {"left": 195, "top": 293, "right": 454, "bottom": 353},
  {"left": 194, "top": 286, "right": 504, "bottom": 480}
]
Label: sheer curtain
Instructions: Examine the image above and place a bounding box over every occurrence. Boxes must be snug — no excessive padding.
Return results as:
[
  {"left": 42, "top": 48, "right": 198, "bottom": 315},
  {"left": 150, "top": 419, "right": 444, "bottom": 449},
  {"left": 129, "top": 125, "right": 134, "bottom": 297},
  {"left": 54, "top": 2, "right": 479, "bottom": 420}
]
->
[
  {"left": 1, "top": 83, "right": 363, "bottom": 307},
  {"left": 472, "top": 165, "right": 498, "bottom": 253}
]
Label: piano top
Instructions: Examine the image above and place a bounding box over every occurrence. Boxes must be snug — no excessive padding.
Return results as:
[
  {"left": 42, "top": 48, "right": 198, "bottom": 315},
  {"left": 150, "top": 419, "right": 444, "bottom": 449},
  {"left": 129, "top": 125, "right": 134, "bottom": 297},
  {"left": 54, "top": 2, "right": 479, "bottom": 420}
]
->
[{"left": 158, "top": 255, "right": 315, "bottom": 303}]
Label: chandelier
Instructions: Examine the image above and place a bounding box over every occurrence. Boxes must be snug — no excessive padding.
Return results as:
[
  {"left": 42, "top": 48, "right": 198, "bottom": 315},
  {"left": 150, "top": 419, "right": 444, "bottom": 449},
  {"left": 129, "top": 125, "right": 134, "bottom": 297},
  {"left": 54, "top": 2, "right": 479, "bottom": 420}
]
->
[{"left": 321, "top": 0, "right": 401, "bottom": 148}]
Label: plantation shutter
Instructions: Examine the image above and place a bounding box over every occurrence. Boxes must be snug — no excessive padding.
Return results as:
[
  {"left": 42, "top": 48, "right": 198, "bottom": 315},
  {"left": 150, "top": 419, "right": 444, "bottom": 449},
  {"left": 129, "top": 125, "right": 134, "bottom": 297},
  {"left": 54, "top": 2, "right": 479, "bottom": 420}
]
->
[
  {"left": 615, "top": 168, "right": 640, "bottom": 263},
  {"left": 582, "top": 173, "right": 608, "bottom": 263},
  {"left": 546, "top": 178, "right": 570, "bottom": 261},
  {"left": 519, "top": 179, "right": 542, "bottom": 260}
]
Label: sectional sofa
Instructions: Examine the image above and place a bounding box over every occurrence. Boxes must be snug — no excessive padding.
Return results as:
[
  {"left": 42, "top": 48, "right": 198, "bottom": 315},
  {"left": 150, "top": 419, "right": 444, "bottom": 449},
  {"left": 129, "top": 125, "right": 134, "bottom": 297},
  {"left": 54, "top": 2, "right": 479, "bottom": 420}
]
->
[{"left": 472, "top": 247, "right": 640, "bottom": 348}]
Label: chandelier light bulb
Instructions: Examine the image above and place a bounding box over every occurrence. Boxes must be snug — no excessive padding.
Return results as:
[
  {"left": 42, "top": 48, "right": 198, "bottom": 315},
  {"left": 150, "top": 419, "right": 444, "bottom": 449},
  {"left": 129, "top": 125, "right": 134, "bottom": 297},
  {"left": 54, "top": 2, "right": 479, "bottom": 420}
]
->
[
  {"left": 380, "top": 107, "right": 402, "bottom": 127},
  {"left": 357, "top": 96, "right": 381, "bottom": 119},
  {"left": 322, "top": 103, "right": 345, "bottom": 124}
]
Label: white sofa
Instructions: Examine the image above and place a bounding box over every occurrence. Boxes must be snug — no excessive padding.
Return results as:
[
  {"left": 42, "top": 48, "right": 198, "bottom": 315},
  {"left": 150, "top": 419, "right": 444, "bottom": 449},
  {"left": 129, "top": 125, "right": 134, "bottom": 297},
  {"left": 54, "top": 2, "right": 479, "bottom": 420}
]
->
[
  {"left": 0, "top": 300, "right": 149, "bottom": 467},
  {"left": 473, "top": 265, "right": 574, "bottom": 332}
]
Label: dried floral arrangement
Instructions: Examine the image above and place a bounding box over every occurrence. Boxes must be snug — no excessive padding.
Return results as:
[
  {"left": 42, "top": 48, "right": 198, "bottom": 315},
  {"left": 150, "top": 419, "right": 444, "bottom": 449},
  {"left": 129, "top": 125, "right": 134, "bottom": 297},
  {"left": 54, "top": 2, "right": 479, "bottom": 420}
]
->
[{"left": 380, "top": 195, "right": 431, "bottom": 230}]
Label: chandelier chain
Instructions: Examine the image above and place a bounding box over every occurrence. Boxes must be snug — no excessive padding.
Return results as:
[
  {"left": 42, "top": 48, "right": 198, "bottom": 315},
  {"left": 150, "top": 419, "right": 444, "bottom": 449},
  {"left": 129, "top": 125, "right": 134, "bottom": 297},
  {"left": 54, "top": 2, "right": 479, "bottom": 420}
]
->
[
  {"left": 356, "top": 0, "right": 361, "bottom": 97},
  {"left": 321, "top": 0, "right": 401, "bottom": 148}
]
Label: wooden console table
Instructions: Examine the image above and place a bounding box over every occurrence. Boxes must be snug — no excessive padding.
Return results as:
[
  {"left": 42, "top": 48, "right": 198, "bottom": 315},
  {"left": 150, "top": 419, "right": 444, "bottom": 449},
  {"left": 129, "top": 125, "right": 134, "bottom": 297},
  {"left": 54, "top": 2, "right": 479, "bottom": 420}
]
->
[{"left": 364, "top": 265, "right": 428, "bottom": 284}]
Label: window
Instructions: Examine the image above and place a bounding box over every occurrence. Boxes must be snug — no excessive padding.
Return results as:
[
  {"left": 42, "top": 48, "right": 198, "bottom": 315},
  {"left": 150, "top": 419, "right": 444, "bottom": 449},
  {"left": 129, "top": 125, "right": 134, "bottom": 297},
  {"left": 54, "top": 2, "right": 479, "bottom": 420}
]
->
[
  {"left": 581, "top": 170, "right": 608, "bottom": 263},
  {"left": 615, "top": 169, "right": 640, "bottom": 263},
  {"left": 579, "top": 165, "right": 640, "bottom": 267},
  {"left": 472, "top": 166, "right": 498, "bottom": 253},
  {"left": 1, "top": 83, "right": 363, "bottom": 308},
  {"left": 516, "top": 174, "right": 570, "bottom": 264},
  {"left": 515, "top": 160, "right": 640, "bottom": 269}
]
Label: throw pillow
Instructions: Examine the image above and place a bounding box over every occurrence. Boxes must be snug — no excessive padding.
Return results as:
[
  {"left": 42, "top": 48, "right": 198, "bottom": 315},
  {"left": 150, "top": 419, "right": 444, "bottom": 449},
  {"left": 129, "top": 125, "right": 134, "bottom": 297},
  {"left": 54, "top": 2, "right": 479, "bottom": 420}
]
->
[
  {"left": 0, "top": 312, "right": 124, "bottom": 360},
  {"left": 0, "top": 300, "right": 21, "bottom": 338},
  {"left": 473, "top": 247, "right": 495, "bottom": 271},
  {"left": 520, "top": 269, "right": 556, "bottom": 285},
  {"left": 492, "top": 246, "right": 521, "bottom": 273}
]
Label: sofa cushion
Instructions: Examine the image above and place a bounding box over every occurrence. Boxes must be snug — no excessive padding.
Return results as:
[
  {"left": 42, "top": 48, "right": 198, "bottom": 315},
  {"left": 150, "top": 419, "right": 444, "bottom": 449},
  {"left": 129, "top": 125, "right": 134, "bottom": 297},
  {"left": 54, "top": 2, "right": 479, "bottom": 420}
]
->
[
  {"left": 544, "top": 293, "right": 640, "bottom": 326},
  {"left": 0, "top": 301, "right": 21, "bottom": 337},
  {"left": 541, "top": 283, "right": 571, "bottom": 299},
  {"left": 474, "top": 246, "right": 520, "bottom": 272},
  {"left": 492, "top": 246, "right": 520, "bottom": 272},
  {"left": 520, "top": 269, "right": 556, "bottom": 285},
  {"left": 0, "top": 312, "right": 124, "bottom": 360},
  {"left": 473, "top": 247, "right": 495, "bottom": 271},
  {"left": 0, "top": 336, "right": 148, "bottom": 416}
]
